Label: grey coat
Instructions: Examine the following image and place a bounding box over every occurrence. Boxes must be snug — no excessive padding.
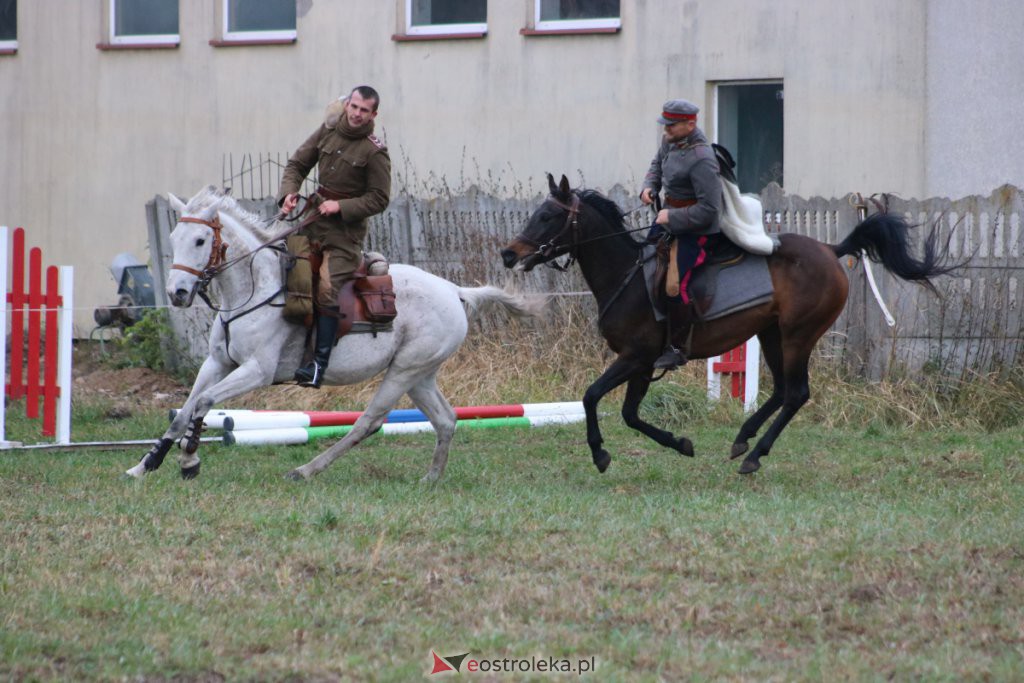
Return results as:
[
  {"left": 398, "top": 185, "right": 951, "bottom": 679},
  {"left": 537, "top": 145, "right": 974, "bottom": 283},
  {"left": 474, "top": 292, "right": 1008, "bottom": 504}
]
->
[{"left": 642, "top": 128, "right": 722, "bottom": 236}]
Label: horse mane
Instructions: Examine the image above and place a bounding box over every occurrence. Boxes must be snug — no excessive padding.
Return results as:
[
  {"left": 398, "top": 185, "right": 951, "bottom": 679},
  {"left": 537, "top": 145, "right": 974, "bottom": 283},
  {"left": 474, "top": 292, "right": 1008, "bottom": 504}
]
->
[
  {"left": 186, "top": 185, "right": 277, "bottom": 241},
  {"left": 576, "top": 189, "right": 638, "bottom": 247}
]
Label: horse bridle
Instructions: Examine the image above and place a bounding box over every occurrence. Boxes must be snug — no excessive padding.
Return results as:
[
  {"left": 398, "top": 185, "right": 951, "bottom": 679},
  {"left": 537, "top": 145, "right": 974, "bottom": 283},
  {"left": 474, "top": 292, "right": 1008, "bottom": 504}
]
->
[
  {"left": 515, "top": 193, "right": 657, "bottom": 272},
  {"left": 514, "top": 194, "right": 582, "bottom": 271},
  {"left": 171, "top": 215, "right": 230, "bottom": 283}
]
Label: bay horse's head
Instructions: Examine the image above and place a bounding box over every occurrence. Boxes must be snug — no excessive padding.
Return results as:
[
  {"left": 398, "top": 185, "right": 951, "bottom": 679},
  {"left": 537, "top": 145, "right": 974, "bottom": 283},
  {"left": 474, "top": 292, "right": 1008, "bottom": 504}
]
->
[
  {"left": 165, "top": 185, "right": 231, "bottom": 307},
  {"left": 501, "top": 173, "right": 581, "bottom": 272}
]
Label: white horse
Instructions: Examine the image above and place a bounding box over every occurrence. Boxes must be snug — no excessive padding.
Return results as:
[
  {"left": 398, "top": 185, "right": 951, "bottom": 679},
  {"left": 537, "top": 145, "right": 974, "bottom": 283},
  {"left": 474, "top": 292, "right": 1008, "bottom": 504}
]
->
[{"left": 126, "top": 185, "right": 535, "bottom": 482}]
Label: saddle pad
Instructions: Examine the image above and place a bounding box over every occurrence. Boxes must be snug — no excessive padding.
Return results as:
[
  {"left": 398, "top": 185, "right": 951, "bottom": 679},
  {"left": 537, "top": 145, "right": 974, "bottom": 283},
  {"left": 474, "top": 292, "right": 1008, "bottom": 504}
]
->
[{"left": 691, "top": 254, "right": 774, "bottom": 321}]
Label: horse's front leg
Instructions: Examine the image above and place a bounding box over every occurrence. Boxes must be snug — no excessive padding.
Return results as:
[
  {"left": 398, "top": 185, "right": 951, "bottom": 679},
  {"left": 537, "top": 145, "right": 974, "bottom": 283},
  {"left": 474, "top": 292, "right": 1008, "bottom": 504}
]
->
[
  {"left": 175, "top": 357, "right": 278, "bottom": 479},
  {"left": 621, "top": 374, "right": 694, "bottom": 457},
  {"left": 125, "top": 356, "right": 231, "bottom": 479},
  {"left": 583, "top": 356, "right": 647, "bottom": 473}
]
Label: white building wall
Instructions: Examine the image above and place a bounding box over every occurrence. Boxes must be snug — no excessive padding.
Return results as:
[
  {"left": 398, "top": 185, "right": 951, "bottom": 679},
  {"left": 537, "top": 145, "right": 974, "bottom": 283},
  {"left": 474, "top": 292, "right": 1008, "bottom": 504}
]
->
[
  {"left": 925, "top": 0, "right": 1024, "bottom": 196},
  {"left": 1, "top": 0, "right": 1015, "bottom": 334}
]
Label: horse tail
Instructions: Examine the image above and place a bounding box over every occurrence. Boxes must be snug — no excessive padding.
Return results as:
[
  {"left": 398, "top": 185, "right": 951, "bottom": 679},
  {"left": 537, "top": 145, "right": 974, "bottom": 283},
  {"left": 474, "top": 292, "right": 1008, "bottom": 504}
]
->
[
  {"left": 457, "top": 285, "right": 545, "bottom": 319},
  {"left": 830, "top": 212, "right": 961, "bottom": 294}
]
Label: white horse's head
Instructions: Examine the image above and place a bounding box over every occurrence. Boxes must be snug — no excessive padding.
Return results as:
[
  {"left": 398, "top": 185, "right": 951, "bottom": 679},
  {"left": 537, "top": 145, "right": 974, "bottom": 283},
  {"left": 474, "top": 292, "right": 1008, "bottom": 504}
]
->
[
  {"left": 166, "top": 185, "right": 265, "bottom": 307},
  {"left": 165, "top": 186, "right": 231, "bottom": 307}
]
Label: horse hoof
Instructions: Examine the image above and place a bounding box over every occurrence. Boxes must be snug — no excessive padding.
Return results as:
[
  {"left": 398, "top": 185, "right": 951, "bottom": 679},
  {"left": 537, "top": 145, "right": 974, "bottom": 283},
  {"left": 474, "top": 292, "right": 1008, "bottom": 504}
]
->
[
  {"left": 676, "top": 437, "right": 695, "bottom": 457},
  {"left": 593, "top": 450, "right": 611, "bottom": 473},
  {"left": 181, "top": 463, "right": 200, "bottom": 480},
  {"left": 738, "top": 459, "right": 761, "bottom": 475},
  {"left": 284, "top": 469, "right": 306, "bottom": 482},
  {"left": 730, "top": 442, "right": 749, "bottom": 460},
  {"left": 420, "top": 472, "right": 441, "bottom": 484}
]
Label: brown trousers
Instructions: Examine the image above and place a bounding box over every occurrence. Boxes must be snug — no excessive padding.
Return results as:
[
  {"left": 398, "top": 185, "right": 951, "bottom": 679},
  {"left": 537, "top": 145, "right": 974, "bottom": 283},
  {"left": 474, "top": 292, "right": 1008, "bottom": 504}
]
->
[{"left": 315, "top": 239, "right": 363, "bottom": 308}]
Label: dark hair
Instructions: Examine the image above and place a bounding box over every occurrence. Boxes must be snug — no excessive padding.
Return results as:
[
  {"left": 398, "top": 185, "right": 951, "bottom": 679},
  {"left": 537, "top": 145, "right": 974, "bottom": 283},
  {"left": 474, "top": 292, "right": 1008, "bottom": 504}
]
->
[{"left": 350, "top": 85, "right": 381, "bottom": 112}]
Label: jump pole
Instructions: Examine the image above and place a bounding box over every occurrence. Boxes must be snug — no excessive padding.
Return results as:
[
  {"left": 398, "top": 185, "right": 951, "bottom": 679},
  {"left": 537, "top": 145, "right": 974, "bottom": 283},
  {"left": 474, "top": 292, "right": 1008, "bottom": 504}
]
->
[
  {"left": 223, "top": 412, "right": 587, "bottom": 447},
  {"left": 174, "top": 401, "right": 586, "bottom": 431},
  {"left": 707, "top": 337, "right": 760, "bottom": 413}
]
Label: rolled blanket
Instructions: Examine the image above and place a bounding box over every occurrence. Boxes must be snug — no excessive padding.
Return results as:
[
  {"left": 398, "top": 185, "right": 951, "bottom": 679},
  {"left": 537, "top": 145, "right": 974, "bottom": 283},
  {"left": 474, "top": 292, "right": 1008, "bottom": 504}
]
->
[{"left": 719, "top": 179, "right": 777, "bottom": 255}]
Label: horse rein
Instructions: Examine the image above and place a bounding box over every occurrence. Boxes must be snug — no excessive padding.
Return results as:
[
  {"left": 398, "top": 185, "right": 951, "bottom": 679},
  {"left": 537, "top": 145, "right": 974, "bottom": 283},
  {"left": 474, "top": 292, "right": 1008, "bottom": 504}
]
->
[
  {"left": 168, "top": 209, "right": 300, "bottom": 315},
  {"left": 169, "top": 195, "right": 325, "bottom": 287},
  {"left": 516, "top": 193, "right": 653, "bottom": 271}
]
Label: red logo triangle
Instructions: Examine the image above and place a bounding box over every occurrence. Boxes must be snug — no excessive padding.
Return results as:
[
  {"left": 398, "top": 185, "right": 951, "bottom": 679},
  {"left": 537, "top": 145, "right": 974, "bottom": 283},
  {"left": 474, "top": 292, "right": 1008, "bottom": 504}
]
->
[{"left": 430, "top": 650, "right": 455, "bottom": 674}]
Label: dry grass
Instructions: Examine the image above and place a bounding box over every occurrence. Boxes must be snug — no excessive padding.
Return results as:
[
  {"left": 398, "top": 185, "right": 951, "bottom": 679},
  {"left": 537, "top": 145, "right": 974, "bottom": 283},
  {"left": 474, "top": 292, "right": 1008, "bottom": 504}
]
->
[{"left": 234, "top": 296, "right": 1023, "bottom": 435}]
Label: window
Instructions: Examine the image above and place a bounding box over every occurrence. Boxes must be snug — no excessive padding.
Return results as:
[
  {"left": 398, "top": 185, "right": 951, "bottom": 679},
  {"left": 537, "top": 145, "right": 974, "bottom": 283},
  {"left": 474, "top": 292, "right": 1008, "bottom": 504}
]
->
[
  {"left": 534, "top": 0, "right": 620, "bottom": 32},
  {"left": 406, "top": 0, "right": 487, "bottom": 36},
  {"left": 221, "top": 0, "right": 296, "bottom": 43},
  {"left": 0, "top": 0, "right": 15, "bottom": 53},
  {"left": 715, "top": 82, "right": 785, "bottom": 193},
  {"left": 108, "top": 0, "right": 179, "bottom": 46}
]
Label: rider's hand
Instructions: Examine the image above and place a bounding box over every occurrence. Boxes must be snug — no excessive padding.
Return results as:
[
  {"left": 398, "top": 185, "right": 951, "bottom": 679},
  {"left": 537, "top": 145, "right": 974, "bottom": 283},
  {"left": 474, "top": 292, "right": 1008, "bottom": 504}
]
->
[
  {"left": 281, "top": 193, "right": 299, "bottom": 214},
  {"left": 640, "top": 188, "right": 654, "bottom": 205},
  {"left": 655, "top": 209, "right": 670, "bottom": 226},
  {"left": 319, "top": 200, "right": 341, "bottom": 216}
]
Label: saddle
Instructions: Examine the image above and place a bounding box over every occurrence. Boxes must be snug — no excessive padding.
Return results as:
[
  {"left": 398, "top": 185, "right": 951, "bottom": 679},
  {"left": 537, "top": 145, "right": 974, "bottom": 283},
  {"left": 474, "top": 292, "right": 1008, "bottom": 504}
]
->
[
  {"left": 286, "top": 244, "right": 397, "bottom": 338},
  {"left": 654, "top": 236, "right": 745, "bottom": 315},
  {"left": 332, "top": 253, "right": 397, "bottom": 340}
]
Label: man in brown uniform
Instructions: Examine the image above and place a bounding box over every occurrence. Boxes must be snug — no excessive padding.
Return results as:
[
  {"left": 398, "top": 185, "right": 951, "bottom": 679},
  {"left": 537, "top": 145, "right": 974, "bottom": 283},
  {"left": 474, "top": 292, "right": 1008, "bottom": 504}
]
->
[
  {"left": 277, "top": 85, "right": 392, "bottom": 387},
  {"left": 640, "top": 98, "right": 722, "bottom": 370}
]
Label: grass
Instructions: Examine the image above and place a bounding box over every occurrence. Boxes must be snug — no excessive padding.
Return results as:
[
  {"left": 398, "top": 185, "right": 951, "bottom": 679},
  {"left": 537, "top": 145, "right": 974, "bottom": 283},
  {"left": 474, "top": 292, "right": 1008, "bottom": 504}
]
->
[
  {"left": 3, "top": 308, "right": 1021, "bottom": 680},
  {"left": 2, "top": 401, "right": 1023, "bottom": 680}
]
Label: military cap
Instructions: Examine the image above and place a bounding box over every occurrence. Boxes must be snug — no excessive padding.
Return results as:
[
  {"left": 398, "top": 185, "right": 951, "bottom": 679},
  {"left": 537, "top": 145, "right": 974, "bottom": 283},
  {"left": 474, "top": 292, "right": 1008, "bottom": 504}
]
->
[{"left": 657, "top": 99, "right": 699, "bottom": 125}]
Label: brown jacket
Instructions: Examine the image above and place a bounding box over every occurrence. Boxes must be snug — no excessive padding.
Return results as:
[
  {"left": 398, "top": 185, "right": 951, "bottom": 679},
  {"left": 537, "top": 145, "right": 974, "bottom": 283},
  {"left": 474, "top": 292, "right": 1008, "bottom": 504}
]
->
[{"left": 277, "top": 100, "right": 392, "bottom": 249}]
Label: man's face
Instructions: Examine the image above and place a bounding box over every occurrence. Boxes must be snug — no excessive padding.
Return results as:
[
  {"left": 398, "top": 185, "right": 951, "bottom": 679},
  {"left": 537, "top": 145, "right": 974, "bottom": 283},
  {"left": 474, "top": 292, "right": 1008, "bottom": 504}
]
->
[
  {"left": 346, "top": 91, "right": 378, "bottom": 127},
  {"left": 663, "top": 119, "right": 696, "bottom": 143}
]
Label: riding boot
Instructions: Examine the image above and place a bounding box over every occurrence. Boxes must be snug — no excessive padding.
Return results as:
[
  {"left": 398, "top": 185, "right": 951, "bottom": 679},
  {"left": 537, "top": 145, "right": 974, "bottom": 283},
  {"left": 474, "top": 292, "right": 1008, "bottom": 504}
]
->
[
  {"left": 653, "top": 299, "right": 694, "bottom": 371},
  {"left": 294, "top": 307, "right": 340, "bottom": 388}
]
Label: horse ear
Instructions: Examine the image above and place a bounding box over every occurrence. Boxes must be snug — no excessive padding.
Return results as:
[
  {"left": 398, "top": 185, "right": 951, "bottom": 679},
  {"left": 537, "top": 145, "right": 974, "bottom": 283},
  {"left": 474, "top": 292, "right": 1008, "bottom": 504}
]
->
[
  {"left": 546, "top": 173, "right": 557, "bottom": 195},
  {"left": 168, "top": 193, "right": 187, "bottom": 214},
  {"left": 558, "top": 175, "right": 571, "bottom": 197}
]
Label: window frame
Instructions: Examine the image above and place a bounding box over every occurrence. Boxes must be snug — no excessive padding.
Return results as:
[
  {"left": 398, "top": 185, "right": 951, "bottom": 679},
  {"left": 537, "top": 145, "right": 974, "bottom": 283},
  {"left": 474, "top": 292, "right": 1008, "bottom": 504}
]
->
[
  {"left": 532, "top": 0, "right": 621, "bottom": 32},
  {"left": 107, "top": 0, "right": 180, "bottom": 47},
  {"left": 711, "top": 79, "right": 785, "bottom": 193},
  {"left": 0, "top": 0, "right": 15, "bottom": 53},
  {"left": 219, "top": 0, "right": 297, "bottom": 44},
  {"left": 404, "top": 0, "right": 487, "bottom": 37}
]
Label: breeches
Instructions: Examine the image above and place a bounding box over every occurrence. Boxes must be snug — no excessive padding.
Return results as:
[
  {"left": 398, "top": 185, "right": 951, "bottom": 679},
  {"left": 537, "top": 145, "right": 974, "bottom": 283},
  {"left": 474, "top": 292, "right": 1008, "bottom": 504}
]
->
[
  {"left": 316, "top": 242, "right": 362, "bottom": 308},
  {"left": 668, "top": 233, "right": 722, "bottom": 304}
]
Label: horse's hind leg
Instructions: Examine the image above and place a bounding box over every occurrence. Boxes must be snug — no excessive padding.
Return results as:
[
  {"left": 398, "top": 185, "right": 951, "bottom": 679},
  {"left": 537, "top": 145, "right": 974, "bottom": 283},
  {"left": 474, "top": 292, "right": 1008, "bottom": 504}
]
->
[
  {"left": 737, "top": 344, "right": 813, "bottom": 475},
  {"left": 407, "top": 374, "right": 457, "bottom": 483},
  {"left": 730, "top": 325, "right": 785, "bottom": 459},
  {"left": 621, "top": 374, "right": 694, "bottom": 457},
  {"left": 286, "top": 368, "right": 416, "bottom": 480}
]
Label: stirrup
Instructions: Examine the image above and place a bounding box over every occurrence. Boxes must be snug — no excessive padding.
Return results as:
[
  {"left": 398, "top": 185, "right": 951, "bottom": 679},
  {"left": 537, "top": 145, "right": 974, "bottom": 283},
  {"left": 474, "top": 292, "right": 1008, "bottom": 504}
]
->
[
  {"left": 294, "top": 360, "right": 326, "bottom": 388},
  {"left": 653, "top": 346, "right": 688, "bottom": 371}
]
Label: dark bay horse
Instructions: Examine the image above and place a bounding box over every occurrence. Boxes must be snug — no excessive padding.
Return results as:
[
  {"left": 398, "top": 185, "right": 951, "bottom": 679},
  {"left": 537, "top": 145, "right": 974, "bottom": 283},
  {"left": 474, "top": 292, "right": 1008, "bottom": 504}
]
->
[{"left": 501, "top": 174, "right": 957, "bottom": 475}]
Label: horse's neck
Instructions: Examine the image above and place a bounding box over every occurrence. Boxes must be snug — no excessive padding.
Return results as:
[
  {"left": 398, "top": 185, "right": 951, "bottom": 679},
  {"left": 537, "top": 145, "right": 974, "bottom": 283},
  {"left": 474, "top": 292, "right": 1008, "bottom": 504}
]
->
[
  {"left": 211, "top": 220, "right": 282, "bottom": 308},
  {"left": 575, "top": 221, "right": 642, "bottom": 304}
]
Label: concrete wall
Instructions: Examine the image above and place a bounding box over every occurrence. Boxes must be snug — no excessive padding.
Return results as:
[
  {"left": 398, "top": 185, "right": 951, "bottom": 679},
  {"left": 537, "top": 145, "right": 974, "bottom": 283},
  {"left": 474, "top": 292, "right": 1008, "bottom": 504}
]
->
[
  {"left": 1, "top": 0, "right": 1015, "bottom": 334},
  {"left": 925, "top": 0, "right": 1024, "bottom": 196}
]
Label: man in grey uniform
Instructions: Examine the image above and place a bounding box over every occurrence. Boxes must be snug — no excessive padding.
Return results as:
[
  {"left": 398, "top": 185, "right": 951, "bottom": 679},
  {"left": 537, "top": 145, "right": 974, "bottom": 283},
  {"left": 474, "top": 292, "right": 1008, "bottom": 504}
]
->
[{"left": 640, "top": 99, "right": 723, "bottom": 370}]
